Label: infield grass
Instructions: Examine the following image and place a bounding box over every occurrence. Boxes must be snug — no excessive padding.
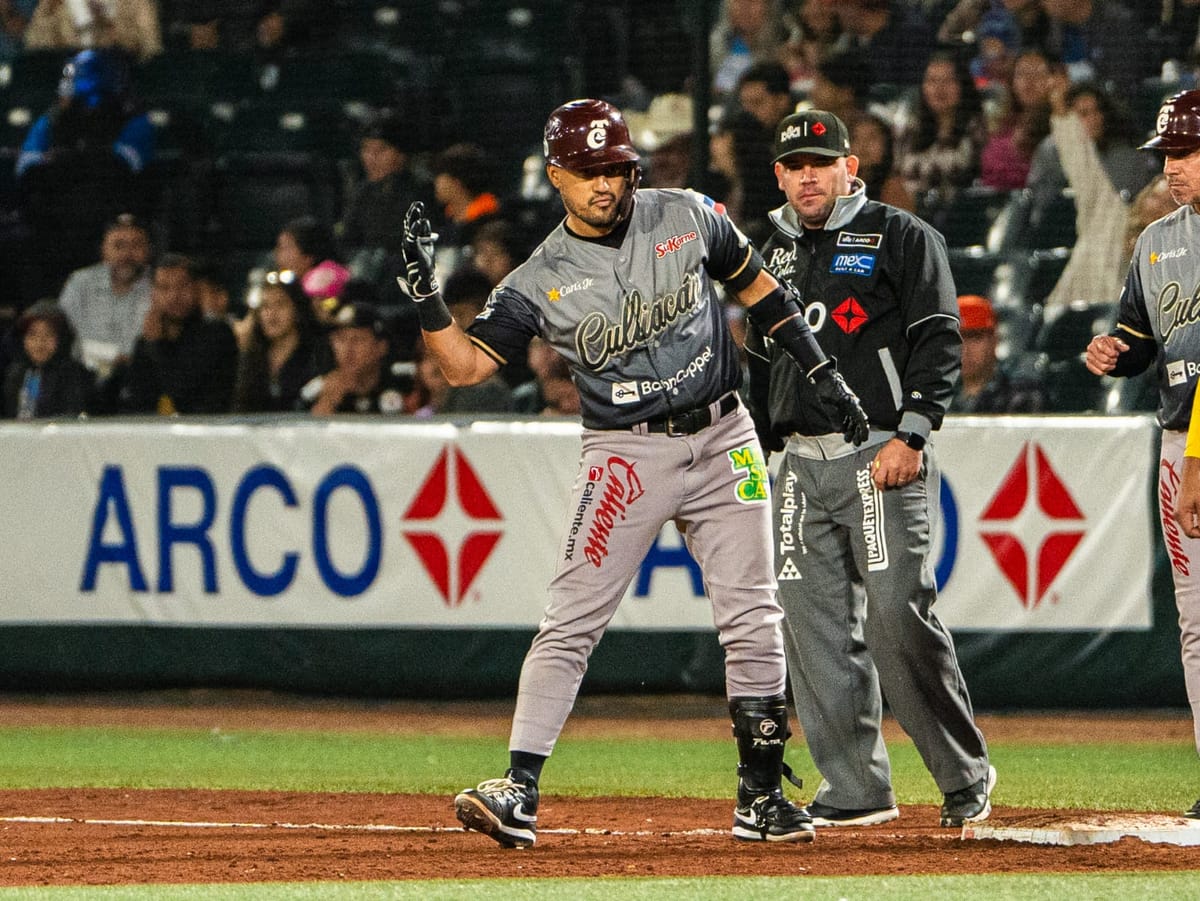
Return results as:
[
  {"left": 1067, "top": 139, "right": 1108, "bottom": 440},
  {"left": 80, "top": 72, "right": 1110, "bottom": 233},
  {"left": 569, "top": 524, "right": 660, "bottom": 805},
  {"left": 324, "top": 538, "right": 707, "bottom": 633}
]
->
[
  {"left": 0, "top": 727, "right": 1195, "bottom": 812},
  {"left": 0, "top": 716, "right": 1196, "bottom": 898}
]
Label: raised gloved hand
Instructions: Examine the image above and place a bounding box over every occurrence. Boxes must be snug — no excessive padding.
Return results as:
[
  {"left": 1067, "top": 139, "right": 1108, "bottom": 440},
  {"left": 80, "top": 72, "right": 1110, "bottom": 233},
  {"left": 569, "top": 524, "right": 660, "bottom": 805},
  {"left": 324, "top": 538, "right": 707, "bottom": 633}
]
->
[
  {"left": 399, "top": 201, "right": 440, "bottom": 300},
  {"left": 813, "top": 368, "right": 870, "bottom": 446},
  {"left": 398, "top": 202, "right": 453, "bottom": 331}
]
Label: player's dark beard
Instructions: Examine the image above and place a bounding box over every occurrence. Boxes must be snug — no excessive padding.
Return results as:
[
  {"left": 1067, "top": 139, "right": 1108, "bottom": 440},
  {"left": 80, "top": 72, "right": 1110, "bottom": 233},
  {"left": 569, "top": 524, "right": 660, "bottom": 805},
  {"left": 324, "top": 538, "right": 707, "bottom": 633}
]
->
[{"left": 563, "top": 189, "right": 624, "bottom": 231}]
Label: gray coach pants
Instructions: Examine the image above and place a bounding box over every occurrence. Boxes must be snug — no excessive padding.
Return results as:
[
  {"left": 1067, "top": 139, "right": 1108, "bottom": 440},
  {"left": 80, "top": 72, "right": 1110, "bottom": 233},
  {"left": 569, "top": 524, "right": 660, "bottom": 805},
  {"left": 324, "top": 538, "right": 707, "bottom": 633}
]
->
[{"left": 773, "top": 434, "right": 989, "bottom": 810}]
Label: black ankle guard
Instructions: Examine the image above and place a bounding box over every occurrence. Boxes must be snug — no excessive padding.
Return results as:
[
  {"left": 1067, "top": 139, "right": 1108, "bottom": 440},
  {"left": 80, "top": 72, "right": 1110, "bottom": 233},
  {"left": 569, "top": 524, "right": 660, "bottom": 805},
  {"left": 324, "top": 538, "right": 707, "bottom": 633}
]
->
[{"left": 730, "top": 696, "right": 792, "bottom": 792}]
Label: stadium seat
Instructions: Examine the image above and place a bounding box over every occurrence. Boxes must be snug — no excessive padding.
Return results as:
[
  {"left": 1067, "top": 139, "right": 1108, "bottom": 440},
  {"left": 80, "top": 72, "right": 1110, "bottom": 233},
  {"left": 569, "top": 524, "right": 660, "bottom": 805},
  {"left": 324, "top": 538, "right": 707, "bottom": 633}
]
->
[
  {"left": 949, "top": 247, "right": 1008, "bottom": 298},
  {"left": 135, "top": 50, "right": 259, "bottom": 108},
  {"left": 333, "top": 2, "right": 407, "bottom": 52},
  {"left": 206, "top": 98, "right": 348, "bottom": 158},
  {"left": 1009, "top": 248, "right": 1071, "bottom": 308},
  {"left": 1034, "top": 299, "right": 1117, "bottom": 362},
  {"left": 994, "top": 301, "right": 1043, "bottom": 361},
  {"left": 204, "top": 151, "right": 339, "bottom": 253},
  {"left": 1027, "top": 299, "right": 1118, "bottom": 413},
  {"left": 445, "top": 64, "right": 568, "bottom": 195},
  {"left": 996, "top": 189, "right": 1078, "bottom": 256},
  {"left": 259, "top": 51, "right": 410, "bottom": 114},
  {"left": 932, "top": 185, "right": 1009, "bottom": 249},
  {"left": 1134, "top": 77, "right": 1181, "bottom": 138},
  {"left": 0, "top": 50, "right": 71, "bottom": 114}
]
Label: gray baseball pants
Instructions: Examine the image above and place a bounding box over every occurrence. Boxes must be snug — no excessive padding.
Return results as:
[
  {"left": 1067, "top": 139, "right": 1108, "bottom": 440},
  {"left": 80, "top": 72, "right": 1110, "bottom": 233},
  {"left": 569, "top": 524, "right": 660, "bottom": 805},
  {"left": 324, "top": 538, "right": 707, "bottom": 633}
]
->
[
  {"left": 510, "top": 402, "right": 787, "bottom": 757},
  {"left": 1158, "top": 430, "right": 1200, "bottom": 757},
  {"left": 774, "top": 434, "right": 990, "bottom": 810}
]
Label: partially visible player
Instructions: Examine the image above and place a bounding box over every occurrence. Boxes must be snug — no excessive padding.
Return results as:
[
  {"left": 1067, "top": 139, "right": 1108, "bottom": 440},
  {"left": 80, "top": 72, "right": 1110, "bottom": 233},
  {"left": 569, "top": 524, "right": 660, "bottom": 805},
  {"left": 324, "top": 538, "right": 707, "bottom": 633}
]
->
[
  {"left": 1090, "top": 90, "right": 1200, "bottom": 820},
  {"left": 398, "top": 98, "right": 868, "bottom": 849}
]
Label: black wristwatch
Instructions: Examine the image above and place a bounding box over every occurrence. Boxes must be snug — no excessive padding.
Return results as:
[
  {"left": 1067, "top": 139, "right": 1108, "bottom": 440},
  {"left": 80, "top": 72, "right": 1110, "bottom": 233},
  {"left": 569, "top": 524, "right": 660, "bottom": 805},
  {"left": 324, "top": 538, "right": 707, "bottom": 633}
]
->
[{"left": 894, "top": 430, "right": 926, "bottom": 451}]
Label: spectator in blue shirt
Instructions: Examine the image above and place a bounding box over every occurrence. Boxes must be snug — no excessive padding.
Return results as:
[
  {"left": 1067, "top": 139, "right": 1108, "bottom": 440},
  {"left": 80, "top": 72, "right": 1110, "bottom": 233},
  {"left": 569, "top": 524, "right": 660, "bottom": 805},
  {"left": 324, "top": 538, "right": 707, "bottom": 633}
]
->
[{"left": 16, "top": 47, "right": 154, "bottom": 179}]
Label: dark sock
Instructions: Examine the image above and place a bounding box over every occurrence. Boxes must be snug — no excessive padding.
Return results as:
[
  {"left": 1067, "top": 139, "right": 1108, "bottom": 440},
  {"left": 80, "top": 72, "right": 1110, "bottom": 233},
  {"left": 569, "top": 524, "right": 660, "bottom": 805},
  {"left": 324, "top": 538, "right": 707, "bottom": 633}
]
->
[{"left": 508, "top": 751, "right": 546, "bottom": 784}]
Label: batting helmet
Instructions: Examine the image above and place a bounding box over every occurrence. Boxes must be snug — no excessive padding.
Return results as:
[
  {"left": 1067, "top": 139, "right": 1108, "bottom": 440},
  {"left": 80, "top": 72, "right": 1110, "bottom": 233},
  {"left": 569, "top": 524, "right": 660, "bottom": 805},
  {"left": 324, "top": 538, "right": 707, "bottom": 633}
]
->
[
  {"left": 1140, "top": 90, "right": 1200, "bottom": 154},
  {"left": 544, "top": 99, "right": 640, "bottom": 172}
]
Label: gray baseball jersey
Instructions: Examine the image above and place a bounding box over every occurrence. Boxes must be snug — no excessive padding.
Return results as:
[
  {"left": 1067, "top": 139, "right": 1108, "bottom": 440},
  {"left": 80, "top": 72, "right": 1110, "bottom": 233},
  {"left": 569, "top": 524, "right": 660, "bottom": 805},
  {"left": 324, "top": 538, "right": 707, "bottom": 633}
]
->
[
  {"left": 466, "top": 189, "right": 749, "bottom": 429},
  {"left": 1117, "top": 203, "right": 1200, "bottom": 430}
]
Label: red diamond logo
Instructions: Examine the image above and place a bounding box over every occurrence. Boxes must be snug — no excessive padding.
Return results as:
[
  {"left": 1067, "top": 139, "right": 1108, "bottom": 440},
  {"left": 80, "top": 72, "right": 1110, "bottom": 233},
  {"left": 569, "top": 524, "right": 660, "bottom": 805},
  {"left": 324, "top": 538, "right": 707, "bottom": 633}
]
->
[
  {"left": 831, "top": 296, "right": 868, "bottom": 334},
  {"left": 812, "top": 122, "right": 826, "bottom": 136},
  {"left": 402, "top": 446, "right": 503, "bottom": 607},
  {"left": 978, "top": 443, "right": 1084, "bottom": 608}
]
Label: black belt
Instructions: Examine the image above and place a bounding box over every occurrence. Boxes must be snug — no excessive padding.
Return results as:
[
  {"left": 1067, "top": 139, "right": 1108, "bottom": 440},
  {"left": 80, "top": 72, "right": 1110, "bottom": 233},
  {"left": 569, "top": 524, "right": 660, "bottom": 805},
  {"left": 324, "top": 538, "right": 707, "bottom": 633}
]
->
[{"left": 643, "top": 392, "right": 738, "bottom": 436}]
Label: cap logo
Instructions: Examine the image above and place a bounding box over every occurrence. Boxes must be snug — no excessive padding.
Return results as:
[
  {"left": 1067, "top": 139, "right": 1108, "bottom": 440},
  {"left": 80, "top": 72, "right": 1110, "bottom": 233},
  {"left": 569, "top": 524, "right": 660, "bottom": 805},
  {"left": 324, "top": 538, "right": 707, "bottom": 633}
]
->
[
  {"left": 587, "top": 119, "right": 609, "bottom": 149},
  {"left": 779, "top": 124, "right": 806, "bottom": 142},
  {"left": 812, "top": 122, "right": 826, "bottom": 136}
]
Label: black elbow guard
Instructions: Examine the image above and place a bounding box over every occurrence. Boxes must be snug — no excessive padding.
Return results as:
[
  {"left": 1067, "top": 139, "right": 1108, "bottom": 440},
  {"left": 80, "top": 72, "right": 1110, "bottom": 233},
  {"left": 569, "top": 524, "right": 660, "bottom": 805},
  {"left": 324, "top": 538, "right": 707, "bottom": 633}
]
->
[
  {"left": 746, "top": 285, "right": 831, "bottom": 380},
  {"left": 723, "top": 245, "right": 766, "bottom": 294}
]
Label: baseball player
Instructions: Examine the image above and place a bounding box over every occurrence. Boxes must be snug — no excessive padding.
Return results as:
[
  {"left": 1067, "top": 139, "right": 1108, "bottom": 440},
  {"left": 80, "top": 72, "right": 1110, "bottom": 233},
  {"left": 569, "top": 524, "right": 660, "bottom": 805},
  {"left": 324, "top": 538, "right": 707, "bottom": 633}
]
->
[
  {"left": 746, "top": 109, "right": 993, "bottom": 829},
  {"left": 1091, "top": 89, "right": 1200, "bottom": 820},
  {"left": 397, "top": 98, "right": 869, "bottom": 849}
]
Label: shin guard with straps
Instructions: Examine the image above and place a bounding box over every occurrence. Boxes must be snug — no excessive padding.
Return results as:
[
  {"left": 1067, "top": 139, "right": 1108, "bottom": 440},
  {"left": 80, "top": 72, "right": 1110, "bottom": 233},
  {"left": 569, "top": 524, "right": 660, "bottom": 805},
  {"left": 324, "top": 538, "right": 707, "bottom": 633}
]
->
[{"left": 729, "top": 695, "right": 801, "bottom": 793}]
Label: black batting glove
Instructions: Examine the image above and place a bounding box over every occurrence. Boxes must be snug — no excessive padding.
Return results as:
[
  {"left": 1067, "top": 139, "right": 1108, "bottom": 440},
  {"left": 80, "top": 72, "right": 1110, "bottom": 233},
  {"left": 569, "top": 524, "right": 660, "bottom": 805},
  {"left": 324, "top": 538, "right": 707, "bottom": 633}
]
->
[
  {"left": 398, "top": 202, "right": 453, "bottom": 331},
  {"left": 399, "top": 201, "right": 441, "bottom": 300},
  {"left": 812, "top": 367, "right": 870, "bottom": 446}
]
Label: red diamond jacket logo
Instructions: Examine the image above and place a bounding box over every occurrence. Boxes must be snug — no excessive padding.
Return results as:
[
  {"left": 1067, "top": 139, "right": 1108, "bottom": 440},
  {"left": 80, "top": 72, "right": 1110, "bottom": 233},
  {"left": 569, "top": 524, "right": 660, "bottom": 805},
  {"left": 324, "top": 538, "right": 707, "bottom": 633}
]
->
[
  {"left": 978, "top": 442, "right": 1084, "bottom": 608},
  {"left": 402, "top": 446, "right": 503, "bottom": 607},
  {"left": 832, "top": 296, "right": 868, "bottom": 333}
]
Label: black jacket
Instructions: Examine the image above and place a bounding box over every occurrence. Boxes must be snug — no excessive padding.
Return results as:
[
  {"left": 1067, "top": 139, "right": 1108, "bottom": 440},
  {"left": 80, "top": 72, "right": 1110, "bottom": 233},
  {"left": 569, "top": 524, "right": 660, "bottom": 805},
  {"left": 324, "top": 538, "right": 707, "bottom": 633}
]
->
[
  {"left": 1, "top": 355, "right": 94, "bottom": 419},
  {"left": 119, "top": 312, "right": 239, "bottom": 414},
  {"left": 746, "top": 181, "right": 961, "bottom": 448}
]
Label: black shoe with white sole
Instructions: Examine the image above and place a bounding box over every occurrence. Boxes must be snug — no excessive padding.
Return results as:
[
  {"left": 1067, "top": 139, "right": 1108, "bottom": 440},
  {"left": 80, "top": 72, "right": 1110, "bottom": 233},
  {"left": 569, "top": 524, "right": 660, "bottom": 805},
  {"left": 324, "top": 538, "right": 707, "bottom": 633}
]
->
[
  {"left": 454, "top": 770, "right": 539, "bottom": 848},
  {"left": 808, "top": 801, "right": 900, "bottom": 827},
  {"left": 940, "top": 766, "right": 997, "bottom": 827},
  {"left": 732, "top": 784, "right": 815, "bottom": 843}
]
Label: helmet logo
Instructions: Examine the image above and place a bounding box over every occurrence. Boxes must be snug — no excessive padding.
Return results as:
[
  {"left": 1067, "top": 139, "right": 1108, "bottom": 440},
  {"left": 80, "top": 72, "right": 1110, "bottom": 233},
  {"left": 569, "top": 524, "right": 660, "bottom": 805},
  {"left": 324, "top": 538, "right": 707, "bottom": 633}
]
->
[
  {"left": 587, "top": 119, "right": 609, "bottom": 150},
  {"left": 1158, "top": 102, "right": 1174, "bottom": 135}
]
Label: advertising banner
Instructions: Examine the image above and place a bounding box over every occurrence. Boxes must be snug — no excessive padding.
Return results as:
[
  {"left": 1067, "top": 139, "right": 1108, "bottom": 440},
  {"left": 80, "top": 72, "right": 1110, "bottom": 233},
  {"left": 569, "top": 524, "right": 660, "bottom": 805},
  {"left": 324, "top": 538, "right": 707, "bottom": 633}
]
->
[{"left": 0, "top": 416, "right": 1156, "bottom": 632}]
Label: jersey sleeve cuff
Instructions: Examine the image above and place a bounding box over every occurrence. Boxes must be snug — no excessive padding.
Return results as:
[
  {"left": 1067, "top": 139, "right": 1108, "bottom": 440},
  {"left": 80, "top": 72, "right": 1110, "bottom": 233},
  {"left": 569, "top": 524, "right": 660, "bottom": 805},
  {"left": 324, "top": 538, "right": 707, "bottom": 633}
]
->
[{"left": 469, "top": 335, "right": 508, "bottom": 367}]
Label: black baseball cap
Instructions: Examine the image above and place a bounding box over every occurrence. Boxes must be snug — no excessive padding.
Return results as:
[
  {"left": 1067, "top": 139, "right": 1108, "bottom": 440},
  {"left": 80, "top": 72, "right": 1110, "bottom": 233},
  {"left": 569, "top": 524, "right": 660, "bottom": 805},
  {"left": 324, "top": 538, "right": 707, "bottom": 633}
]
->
[{"left": 773, "top": 110, "right": 851, "bottom": 163}]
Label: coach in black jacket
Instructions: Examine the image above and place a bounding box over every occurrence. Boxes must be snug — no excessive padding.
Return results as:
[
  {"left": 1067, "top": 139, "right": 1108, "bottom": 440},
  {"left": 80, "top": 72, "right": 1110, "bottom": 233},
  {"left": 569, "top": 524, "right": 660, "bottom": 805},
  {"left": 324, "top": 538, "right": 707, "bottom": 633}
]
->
[{"left": 746, "top": 110, "right": 994, "bottom": 830}]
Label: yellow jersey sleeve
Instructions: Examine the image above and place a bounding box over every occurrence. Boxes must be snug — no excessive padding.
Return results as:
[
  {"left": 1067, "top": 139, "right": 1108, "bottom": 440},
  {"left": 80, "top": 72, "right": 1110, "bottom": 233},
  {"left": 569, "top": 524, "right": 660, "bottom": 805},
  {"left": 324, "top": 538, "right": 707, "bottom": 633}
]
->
[{"left": 1187, "top": 388, "right": 1200, "bottom": 458}]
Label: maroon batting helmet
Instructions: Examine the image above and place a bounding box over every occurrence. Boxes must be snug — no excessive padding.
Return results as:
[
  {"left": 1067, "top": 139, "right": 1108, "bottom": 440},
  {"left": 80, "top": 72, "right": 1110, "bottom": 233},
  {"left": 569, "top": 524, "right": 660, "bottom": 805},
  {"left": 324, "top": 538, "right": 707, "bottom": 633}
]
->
[
  {"left": 543, "top": 99, "right": 640, "bottom": 172},
  {"left": 1140, "top": 90, "right": 1200, "bottom": 154}
]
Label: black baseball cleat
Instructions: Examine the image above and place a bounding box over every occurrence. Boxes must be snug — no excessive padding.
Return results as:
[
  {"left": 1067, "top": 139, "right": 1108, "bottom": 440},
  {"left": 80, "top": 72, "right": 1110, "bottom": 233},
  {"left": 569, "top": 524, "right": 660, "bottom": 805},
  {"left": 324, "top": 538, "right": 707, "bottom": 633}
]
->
[
  {"left": 454, "top": 771, "right": 539, "bottom": 849},
  {"left": 808, "top": 801, "right": 900, "bottom": 827},
  {"left": 1185, "top": 796, "right": 1200, "bottom": 819},
  {"left": 732, "top": 785, "right": 815, "bottom": 843},
  {"left": 940, "top": 765, "right": 997, "bottom": 827}
]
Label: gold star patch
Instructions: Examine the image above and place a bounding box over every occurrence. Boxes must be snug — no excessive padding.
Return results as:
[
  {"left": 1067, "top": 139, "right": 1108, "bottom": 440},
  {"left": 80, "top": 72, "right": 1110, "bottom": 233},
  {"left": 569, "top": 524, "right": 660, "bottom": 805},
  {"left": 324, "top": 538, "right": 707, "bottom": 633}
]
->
[{"left": 547, "top": 287, "right": 561, "bottom": 301}]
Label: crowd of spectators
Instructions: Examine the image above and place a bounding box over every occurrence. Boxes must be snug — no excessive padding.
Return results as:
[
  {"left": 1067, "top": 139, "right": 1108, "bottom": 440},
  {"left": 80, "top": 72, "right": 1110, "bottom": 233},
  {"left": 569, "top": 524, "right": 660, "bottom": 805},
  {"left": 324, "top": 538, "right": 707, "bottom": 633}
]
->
[{"left": 1, "top": 0, "right": 1197, "bottom": 421}]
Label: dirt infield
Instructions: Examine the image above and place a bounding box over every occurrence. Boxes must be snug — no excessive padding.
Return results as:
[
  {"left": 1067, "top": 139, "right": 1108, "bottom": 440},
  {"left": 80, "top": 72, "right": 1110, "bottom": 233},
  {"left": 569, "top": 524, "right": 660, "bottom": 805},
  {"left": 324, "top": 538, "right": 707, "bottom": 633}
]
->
[{"left": 1, "top": 693, "right": 1198, "bottom": 886}]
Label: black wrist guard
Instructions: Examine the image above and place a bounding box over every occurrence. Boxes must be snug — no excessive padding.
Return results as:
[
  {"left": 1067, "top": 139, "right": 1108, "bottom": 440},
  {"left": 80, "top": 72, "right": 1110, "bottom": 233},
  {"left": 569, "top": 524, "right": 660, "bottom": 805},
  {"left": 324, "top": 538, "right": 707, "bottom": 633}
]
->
[
  {"left": 413, "top": 291, "right": 453, "bottom": 332},
  {"left": 746, "top": 286, "right": 830, "bottom": 379}
]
